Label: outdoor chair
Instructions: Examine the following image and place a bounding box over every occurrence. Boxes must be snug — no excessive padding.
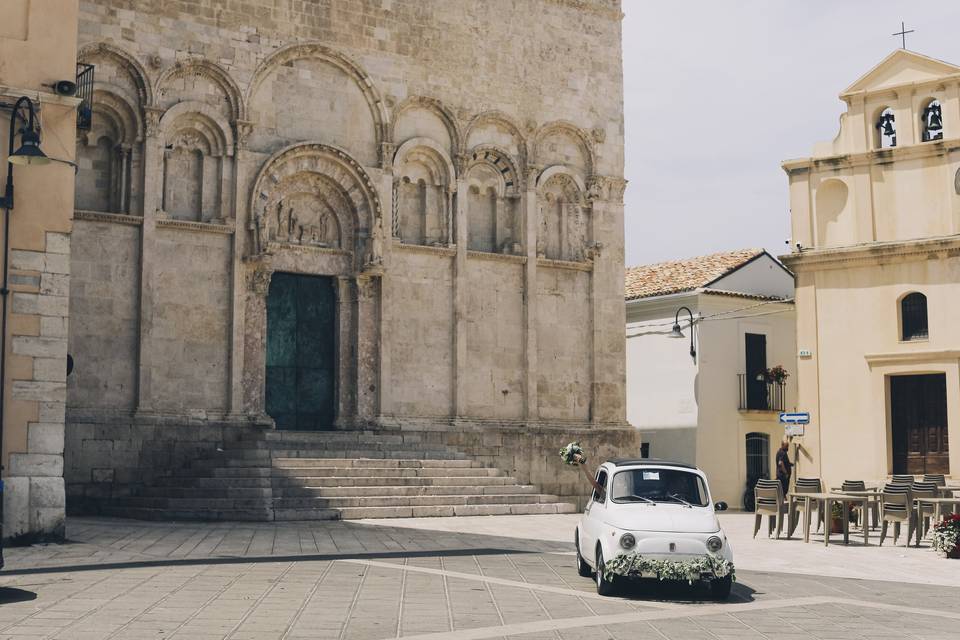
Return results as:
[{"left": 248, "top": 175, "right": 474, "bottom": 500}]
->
[
  {"left": 912, "top": 481, "right": 939, "bottom": 539},
  {"left": 923, "top": 474, "right": 947, "bottom": 492},
  {"left": 841, "top": 480, "right": 875, "bottom": 529},
  {"left": 891, "top": 474, "right": 915, "bottom": 485},
  {"left": 753, "top": 479, "right": 787, "bottom": 539},
  {"left": 879, "top": 483, "right": 915, "bottom": 547},
  {"left": 789, "top": 477, "right": 824, "bottom": 536}
]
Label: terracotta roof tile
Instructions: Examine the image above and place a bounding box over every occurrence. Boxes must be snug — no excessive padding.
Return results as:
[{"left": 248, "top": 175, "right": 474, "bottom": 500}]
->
[{"left": 625, "top": 248, "right": 765, "bottom": 300}]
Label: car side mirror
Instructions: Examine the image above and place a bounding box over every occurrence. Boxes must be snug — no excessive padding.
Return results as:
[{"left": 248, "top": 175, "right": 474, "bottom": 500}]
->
[{"left": 714, "top": 501, "right": 728, "bottom": 512}]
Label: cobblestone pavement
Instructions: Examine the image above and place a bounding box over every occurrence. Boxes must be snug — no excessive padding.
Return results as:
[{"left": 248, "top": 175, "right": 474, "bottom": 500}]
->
[{"left": 1, "top": 517, "right": 959, "bottom": 639}]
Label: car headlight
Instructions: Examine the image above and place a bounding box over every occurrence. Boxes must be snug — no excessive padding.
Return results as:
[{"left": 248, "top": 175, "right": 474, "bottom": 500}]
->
[
  {"left": 706, "top": 536, "right": 723, "bottom": 552},
  {"left": 619, "top": 533, "right": 636, "bottom": 549}
]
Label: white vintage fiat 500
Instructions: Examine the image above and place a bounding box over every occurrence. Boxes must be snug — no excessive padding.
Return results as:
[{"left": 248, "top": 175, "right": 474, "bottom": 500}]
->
[{"left": 574, "top": 458, "right": 734, "bottom": 598}]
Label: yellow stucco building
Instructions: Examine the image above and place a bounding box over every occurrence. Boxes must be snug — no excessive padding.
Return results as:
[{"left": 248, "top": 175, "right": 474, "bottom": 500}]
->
[
  {"left": 782, "top": 49, "right": 960, "bottom": 486},
  {"left": 1, "top": 0, "right": 79, "bottom": 543}
]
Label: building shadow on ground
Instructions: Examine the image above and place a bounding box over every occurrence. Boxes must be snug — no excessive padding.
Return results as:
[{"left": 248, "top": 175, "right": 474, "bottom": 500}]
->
[{"left": 611, "top": 578, "right": 756, "bottom": 604}]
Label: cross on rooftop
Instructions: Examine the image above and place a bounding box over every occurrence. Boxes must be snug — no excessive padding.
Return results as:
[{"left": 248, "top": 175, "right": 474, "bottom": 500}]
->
[{"left": 893, "top": 21, "right": 914, "bottom": 49}]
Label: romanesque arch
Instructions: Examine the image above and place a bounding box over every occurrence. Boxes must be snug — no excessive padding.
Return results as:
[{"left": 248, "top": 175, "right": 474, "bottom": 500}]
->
[
  {"left": 75, "top": 88, "right": 141, "bottom": 213},
  {"left": 248, "top": 143, "right": 384, "bottom": 268},
  {"left": 536, "top": 167, "right": 589, "bottom": 261},
  {"left": 464, "top": 145, "right": 522, "bottom": 254},
  {"left": 533, "top": 120, "right": 595, "bottom": 177},
  {"left": 156, "top": 58, "right": 245, "bottom": 122},
  {"left": 464, "top": 110, "right": 527, "bottom": 167},
  {"left": 246, "top": 43, "right": 387, "bottom": 164},
  {"left": 391, "top": 96, "right": 463, "bottom": 160},
  {"left": 392, "top": 137, "right": 456, "bottom": 245},
  {"left": 159, "top": 102, "right": 234, "bottom": 223},
  {"left": 78, "top": 41, "right": 153, "bottom": 108}
]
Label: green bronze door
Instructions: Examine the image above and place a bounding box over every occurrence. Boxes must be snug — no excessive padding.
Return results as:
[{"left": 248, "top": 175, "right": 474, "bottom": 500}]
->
[{"left": 266, "top": 273, "right": 336, "bottom": 430}]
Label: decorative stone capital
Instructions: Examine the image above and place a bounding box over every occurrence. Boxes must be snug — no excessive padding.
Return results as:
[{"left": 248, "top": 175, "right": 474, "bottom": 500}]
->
[
  {"left": 356, "top": 275, "right": 379, "bottom": 301},
  {"left": 247, "top": 266, "right": 273, "bottom": 296},
  {"left": 379, "top": 142, "right": 396, "bottom": 170},
  {"left": 144, "top": 107, "right": 164, "bottom": 139},
  {"left": 591, "top": 127, "right": 606, "bottom": 144},
  {"left": 233, "top": 120, "right": 254, "bottom": 150},
  {"left": 525, "top": 164, "right": 543, "bottom": 189},
  {"left": 454, "top": 152, "right": 470, "bottom": 175}
]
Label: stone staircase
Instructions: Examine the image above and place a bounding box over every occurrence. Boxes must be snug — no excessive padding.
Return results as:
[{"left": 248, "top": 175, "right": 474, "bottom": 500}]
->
[{"left": 103, "top": 429, "right": 577, "bottom": 521}]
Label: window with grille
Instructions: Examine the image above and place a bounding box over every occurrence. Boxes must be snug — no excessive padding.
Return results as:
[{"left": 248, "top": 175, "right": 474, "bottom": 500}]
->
[{"left": 901, "top": 292, "right": 928, "bottom": 341}]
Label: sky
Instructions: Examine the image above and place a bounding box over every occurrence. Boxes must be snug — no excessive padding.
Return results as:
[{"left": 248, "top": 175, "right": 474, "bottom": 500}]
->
[{"left": 621, "top": 1, "right": 960, "bottom": 267}]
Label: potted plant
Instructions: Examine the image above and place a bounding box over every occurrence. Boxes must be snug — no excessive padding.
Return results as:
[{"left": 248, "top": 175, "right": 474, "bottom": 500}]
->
[
  {"left": 829, "top": 501, "right": 845, "bottom": 534},
  {"left": 931, "top": 514, "right": 960, "bottom": 558},
  {"left": 764, "top": 365, "right": 790, "bottom": 385}
]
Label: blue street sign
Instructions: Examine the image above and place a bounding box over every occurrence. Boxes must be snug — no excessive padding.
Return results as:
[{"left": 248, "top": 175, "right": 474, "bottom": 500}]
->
[{"left": 780, "top": 412, "right": 810, "bottom": 425}]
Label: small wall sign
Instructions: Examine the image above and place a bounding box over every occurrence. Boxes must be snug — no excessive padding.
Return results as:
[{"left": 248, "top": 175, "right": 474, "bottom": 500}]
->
[
  {"left": 785, "top": 424, "right": 805, "bottom": 437},
  {"left": 798, "top": 349, "right": 813, "bottom": 358}
]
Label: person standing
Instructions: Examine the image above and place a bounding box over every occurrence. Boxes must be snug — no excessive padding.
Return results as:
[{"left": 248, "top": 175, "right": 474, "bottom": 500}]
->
[{"left": 776, "top": 439, "right": 793, "bottom": 495}]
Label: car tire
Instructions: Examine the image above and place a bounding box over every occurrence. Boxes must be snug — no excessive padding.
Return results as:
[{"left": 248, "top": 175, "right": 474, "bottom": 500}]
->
[
  {"left": 595, "top": 547, "right": 617, "bottom": 596},
  {"left": 575, "top": 530, "right": 592, "bottom": 578},
  {"left": 710, "top": 575, "right": 732, "bottom": 600}
]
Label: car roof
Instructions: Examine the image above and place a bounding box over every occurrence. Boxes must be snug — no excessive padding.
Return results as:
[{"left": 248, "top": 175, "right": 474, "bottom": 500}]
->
[{"left": 606, "top": 458, "right": 698, "bottom": 470}]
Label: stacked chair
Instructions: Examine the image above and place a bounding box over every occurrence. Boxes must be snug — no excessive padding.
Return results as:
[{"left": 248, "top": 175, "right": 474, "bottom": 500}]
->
[
  {"left": 841, "top": 479, "right": 876, "bottom": 529},
  {"left": 879, "top": 483, "right": 915, "bottom": 546},
  {"left": 753, "top": 479, "right": 788, "bottom": 539},
  {"left": 912, "top": 480, "right": 940, "bottom": 542},
  {"left": 789, "top": 477, "right": 824, "bottom": 537}
]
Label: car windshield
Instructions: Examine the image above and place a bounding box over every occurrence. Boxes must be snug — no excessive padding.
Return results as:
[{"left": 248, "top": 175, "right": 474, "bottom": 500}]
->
[{"left": 610, "top": 468, "right": 709, "bottom": 506}]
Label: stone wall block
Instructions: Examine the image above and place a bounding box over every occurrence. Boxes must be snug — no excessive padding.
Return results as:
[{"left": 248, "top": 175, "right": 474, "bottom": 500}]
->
[
  {"left": 7, "top": 453, "right": 64, "bottom": 477},
  {"left": 39, "top": 401, "right": 66, "bottom": 423},
  {"left": 44, "top": 253, "right": 70, "bottom": 275},
  {"left": 12, "top": 292, "right": 39, "bottom": 315},
  {"left": 10, "top": 249, "right": 45, "bottom": 271},
  {"left": 91, "top": 468, "right": 115, "bottom": 483},
  {"left": 12, "top": 380, "right": 66, "bottom": 402},
  {"left": 2, "top": 477, "right": 30, "bottom": 539},
  {"left": 34, "top": 357, "right": 68, "bottom": 383},
  {"left": 27, "top": 422, "right": 65, "bottom": 454},
  {"left": 12, "top": 336, "right": 68, "bottom": 358},
  {"left": 45, "top": 231, "right": 71, "bottom": 255},
  {"left": 29, "top": 477, "right": 65, "bottom": 508},
  {"left": 31, "top": 508, "right": 66, "bottom": 538},
  {"left": 40, "top": 273, "right": 70, "bottom": 297},
  {"left": 40, "top": 316, "right": 69, "bottom": 338}
]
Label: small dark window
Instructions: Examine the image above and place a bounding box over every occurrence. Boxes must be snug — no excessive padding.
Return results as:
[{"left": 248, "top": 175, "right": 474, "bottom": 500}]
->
[
  {"left": 593, "top": 470, "right": 608, "bottom": 503},
  {"left": 901, "top": 292, "right": 928, "bottom": 341},
  {"left": 640, "top": 443, "right": 650, "bottom": 459}
]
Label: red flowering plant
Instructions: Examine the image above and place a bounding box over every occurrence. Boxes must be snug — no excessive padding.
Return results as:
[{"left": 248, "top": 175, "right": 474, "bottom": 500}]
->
[
  {"left": 763, "top": 366, "right": 790, "bottom": 385},
  {"left": 931, "top": 513, "right": 960, "bottom": 556}
]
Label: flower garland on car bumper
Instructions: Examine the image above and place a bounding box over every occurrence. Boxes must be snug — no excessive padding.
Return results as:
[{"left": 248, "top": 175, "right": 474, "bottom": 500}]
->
[{"left": 603, "top": 553, "right": 735, "bottom": 584}]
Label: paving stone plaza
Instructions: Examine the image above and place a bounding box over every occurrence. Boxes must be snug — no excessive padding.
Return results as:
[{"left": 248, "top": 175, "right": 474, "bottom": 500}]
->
[{"left": 1, "top": 514, "right": 959, "bottom": 639}]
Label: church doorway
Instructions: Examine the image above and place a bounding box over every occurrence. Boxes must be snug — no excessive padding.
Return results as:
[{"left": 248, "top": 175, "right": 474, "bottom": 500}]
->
[
  {"left": 891, "top": 373, "right": 949, "bottom": 475},
  {"left": 266, "top": 273, "right": 337, "bottom": 430}
]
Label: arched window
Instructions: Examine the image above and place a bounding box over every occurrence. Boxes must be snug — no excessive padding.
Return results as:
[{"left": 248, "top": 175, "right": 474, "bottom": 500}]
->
[
  {"left": 901, "top": 292, "right": 928, "bottom": 341},
  {"left": 922, "top": 99, "right": 944, "bottom": 142},
  {"left": 876, "top": 107, "right": 897, "bottom": 149}
]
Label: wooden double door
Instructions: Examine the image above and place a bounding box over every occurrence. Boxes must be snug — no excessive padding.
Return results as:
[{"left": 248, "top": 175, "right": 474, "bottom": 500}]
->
[{"left": 891, "top": 373, "right": 950, "bottom": 475}]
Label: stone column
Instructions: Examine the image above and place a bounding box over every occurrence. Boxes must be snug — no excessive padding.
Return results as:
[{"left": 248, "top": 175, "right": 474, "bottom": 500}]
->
[
  {"left": 451, "top": 156, "right": 469, "bottom": 417},
  {"left": 376, "top": 170, "right": 393, "bottom": 418},
  {"left": 355, "top": 276, "right": 381, "bottom": 422},
  {"left": 523, "top": 166, "right": 541, "bottom": 420},
  {"left": 228, "top": 121, "right": 252, "bottom": 416},
  {"left": 586, "top": 178, "right": 603, "bottom": 424},
  {"left": 241, "top": 264, "right": 272, "bottom": 417},
  {"left": 334, "top": 276, "right": 355, "bottom": 424},
  {"left": 134, "top": 107, "right": 164, "bottom": 413},
  {"left": 118, "top": 145, "right": 131, "bottom": 214}
]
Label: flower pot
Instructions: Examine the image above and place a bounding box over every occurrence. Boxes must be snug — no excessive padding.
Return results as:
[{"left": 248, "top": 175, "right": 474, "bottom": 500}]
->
[
  {"left": 948, "top": 546, "right": 960, "bottom": 560},
  {"left": 830, "top": 517, "right": 844, "bottom": 534}
]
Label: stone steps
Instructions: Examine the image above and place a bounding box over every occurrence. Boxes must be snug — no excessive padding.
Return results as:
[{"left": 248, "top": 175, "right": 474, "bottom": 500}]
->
[{"left": 110, "top": 429, "right": 577, "bottom": 522}]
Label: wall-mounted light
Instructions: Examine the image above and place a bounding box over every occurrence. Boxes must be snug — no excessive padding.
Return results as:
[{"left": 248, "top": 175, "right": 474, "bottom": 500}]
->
[
  {"left": 2, "top": 96, "right": 50, "bottom": 209},
  {"left": 669, "top": 305, "right": 697, "bottom": 363}
]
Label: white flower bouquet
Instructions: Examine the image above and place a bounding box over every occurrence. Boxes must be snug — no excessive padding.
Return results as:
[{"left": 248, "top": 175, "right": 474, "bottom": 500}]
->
[
  {"left": 603, "top": 553, "right": 735, "bottom": 584},
  {"left": 560, "top": 441, "right": 586, "bottom": 465}
]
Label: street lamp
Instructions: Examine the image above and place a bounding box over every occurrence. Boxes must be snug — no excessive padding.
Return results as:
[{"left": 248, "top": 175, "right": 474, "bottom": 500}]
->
[{"left": 669, "top": 306, "right": 697, "bottom": 363}]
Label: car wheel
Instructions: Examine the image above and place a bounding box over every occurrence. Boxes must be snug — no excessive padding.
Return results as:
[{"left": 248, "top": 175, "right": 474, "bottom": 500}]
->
[
  {"left": 575, "top": 530, "right": 592, "bottom": 578},
  {"left": 595, "top": 547, "right": 617, "bottom": 596},
  {"left": 710, "top": 575, "right": 732, "bottom": 600}
]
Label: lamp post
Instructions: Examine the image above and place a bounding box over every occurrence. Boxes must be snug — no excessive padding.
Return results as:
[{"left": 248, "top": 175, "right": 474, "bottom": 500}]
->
[
  {"left": 669, "top": 306, "right": 697, "bottom": 363},
  {"left": 0, "top": 96, "right": 50, "bottom": 559}
]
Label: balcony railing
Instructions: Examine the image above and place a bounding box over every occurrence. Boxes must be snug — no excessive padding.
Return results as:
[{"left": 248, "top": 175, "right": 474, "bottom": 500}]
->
[{"left": 738, "top": 373, "right": 786, "bottom": 412}]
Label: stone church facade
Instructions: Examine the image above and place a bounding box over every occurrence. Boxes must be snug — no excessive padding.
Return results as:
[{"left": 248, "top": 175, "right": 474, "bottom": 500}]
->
[{"left": 66, "top": 0, "right": 638, "bottom": 513}]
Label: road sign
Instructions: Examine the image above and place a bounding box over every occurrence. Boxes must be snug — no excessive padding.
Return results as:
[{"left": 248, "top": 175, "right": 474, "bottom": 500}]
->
[
  {"left": 784, "top": 424, "right": 805, "bottom": 437},
  {"left": 779, "top": 412, "right": 810, "bottom": 425}
]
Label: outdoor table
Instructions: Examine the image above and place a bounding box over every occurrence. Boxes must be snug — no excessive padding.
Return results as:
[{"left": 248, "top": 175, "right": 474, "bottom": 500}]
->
[
  {"left": 913, "top": 497, "right": 960, "bottom": 546},
  {"left": 787, "top": 492, "right": 870, "bottom": 546}
]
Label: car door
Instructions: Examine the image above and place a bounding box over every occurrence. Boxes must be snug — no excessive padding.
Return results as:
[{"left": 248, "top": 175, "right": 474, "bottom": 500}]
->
[{"left": 581, "top": 468, "right": 608, "bottom": 562}]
